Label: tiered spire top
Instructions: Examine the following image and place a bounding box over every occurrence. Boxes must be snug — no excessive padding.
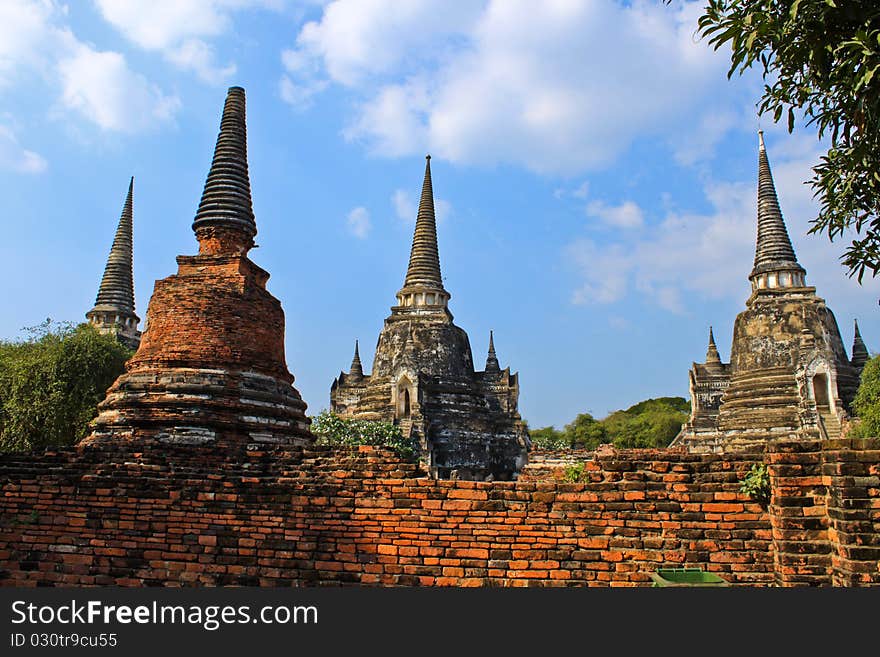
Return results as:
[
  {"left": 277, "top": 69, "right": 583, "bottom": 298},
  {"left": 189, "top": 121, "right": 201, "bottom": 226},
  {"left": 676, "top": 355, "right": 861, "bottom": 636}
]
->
[
  {"left": 852, "top": 320, "right": 869, "bottom": 369},
  {"left": 705, "top": 326, "right": 722, "bottom": 366},
  {"left": 192, "top": 86, "right": 256, "bottom": 253},
  {"left": 403, "top": 155, "right": 444, "bottom": 290},
  {"left": 350, "top": 339, "right": 364, "bottom": 378},
  {"left": 750, "top": 131, "right": 805, "bottom": 280},
  {"left": 92, "top": 177, "right": 136, "bottom": 315},
  {"left": 485, "top": 330, "right": 500, "bottom": 372}
]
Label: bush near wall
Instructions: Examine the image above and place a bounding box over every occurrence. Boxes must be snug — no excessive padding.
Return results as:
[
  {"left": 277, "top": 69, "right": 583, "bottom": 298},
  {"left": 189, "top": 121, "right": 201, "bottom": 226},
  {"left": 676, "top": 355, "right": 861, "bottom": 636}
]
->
[{"left": 0, "top": 320, "right": 132, "bottom": 453}]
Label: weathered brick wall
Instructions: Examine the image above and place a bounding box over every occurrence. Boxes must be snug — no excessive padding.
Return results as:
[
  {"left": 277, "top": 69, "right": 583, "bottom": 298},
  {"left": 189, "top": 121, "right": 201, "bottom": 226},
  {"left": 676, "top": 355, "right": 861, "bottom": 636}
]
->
[
  {"left": 0, "top": 444, "right": 776, "bottom": 587},
  {"left": 766, "top": 440, "right": 830, "bottom": 585},
  {"left": 519, "top": 448, "right": 597, "bottom": 480},
  {"left": 822, "top": 439, "right": 880, "bottom": 586},
  {"left": 766, "top": 438, "right": 880, "bottom": 586}
]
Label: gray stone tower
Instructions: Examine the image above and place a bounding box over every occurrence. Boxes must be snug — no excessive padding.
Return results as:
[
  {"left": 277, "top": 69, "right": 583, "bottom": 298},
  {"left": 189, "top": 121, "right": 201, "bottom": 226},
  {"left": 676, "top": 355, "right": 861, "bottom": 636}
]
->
[
  {"left": 675, "top": 133, "right": 867, "bottom": 451},
  {"left": 86, "top": 177, "right": 141, "bottom": 350},
  {"left": 331, "top": 156, "right": 529, "bottom": 480}
]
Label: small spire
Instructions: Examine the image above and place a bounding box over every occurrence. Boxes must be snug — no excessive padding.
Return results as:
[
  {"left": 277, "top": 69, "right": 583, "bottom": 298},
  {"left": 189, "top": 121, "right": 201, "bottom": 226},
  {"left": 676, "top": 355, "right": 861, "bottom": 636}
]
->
[
  {"left": 485, "top": 330, "right": 500, "bottom": 372},
  {"left": 192, "top": 86, "right": 256, "bottom": 254},
  {"left": 750, "top": 131, "right": 805, "bottom": 282},
  {"left": 705, "top": 326, "right": 722, "bottom": 366},
  {"left": 403, "top": 155, "right": 444, "bottom": 290},
  {"left": 852, "top": 319, "right": 869, "bottom": 369},
  {"left": 350, "top": 339, "right": 364, "bottom": 378},
  {"left": 92, "top": 177, "right": 136, "bottom": 315}
]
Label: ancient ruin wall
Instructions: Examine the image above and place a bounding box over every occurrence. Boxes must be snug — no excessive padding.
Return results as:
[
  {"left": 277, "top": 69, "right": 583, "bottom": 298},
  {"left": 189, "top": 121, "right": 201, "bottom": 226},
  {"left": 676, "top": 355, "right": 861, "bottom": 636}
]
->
[
  {"left": 766, "top": 439, "right": 880, "bottom": 587},
  {"left": 0, "top": 445, "right": 776, "bottom": 587}
]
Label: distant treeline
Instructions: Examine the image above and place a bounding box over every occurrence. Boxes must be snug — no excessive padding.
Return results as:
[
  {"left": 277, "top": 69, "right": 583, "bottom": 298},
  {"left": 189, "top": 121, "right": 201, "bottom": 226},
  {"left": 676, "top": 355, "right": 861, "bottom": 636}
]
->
[{"left": 528, "top": 397, "right": 691, "bottom": 450}]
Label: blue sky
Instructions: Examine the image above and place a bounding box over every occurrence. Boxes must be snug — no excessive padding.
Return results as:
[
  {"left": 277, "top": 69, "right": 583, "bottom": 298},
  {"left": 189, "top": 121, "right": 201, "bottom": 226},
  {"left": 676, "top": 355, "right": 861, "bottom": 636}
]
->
[{"left": 0, "top": 0, "right": 877, "bottom": 429}]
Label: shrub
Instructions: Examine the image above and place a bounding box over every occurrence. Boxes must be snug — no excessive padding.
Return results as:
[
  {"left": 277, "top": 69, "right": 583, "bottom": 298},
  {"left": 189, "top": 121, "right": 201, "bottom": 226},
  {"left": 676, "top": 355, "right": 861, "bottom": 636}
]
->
[
  {"left": 0, "top": 320, "right": 132, "bottom": 452},
  {"left": 739, "top": 463, "right": 771, "bottom": 507},
  {"left": 850, "top": 355, "right": 880, "bottom": 438},
  {"left": 310, "top": 410, "right": 416, "bottom": 459}
]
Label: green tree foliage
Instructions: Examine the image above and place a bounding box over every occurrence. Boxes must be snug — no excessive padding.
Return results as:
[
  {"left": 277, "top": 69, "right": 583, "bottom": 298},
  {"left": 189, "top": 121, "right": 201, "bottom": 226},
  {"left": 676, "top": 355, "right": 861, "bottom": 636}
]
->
[
  {"left": 850, "top": 354, "right": 880, "bottom": 437},
  {"left": 0, "top": 320, "right": 132, "bottom": 453},
  {"left": 527, "top": 397, "right": 689, "bottom": 451},
  {"left": 602, "top": 398, "right": 690, "bottom": 449},
  {"left": 528, "top": 425, "right": 568, "bottom": 449},
  {"left": 563, "top": 413, "right": 607, "bottom": 449},
  {"left": 310, "top": 410, "right": 416, "bottom": 459},
  {"left": 693, "top": 0, "right": 880, "bottom": 281}
]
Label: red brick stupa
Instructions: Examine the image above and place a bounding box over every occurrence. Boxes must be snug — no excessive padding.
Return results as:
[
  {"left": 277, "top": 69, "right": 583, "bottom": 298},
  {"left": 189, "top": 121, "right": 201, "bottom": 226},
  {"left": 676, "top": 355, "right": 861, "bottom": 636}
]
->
[{"left": 83, "top": 86, "right": 313, "bottom": 449}]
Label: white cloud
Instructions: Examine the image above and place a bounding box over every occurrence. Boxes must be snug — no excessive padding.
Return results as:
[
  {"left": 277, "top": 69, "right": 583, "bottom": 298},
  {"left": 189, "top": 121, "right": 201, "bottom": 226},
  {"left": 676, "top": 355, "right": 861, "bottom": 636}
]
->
[
  {"left": 166, "top": 38, "right": 236, "bottom": 85},
  {"left": 283, "top": 0, "right": 744, "bottom": 173},
  {"left": 346, "top": 206, "right": 371, "bottom": 238},
  {"left": 568, "top": 240, "right": 629, "bottom": 305},
  {"left": 392, "top": 188, "right": 450, "bottom": 224},
  {"left": 572, "top": 181, "right": 590, "bottom": 199},
  {"left": 290, "top": 0, "right": 483, "bottom": 86},
  {"left": 672, "top": 109, "right": 738, "bottom": 166},
  {"left": 586, "top": 200, "right": 644, "bottom": 229},
  {"left": 0, "top": 1, "right": 179, "bottom": 133},
  {"left": 392, "top": 189, "right": 415, "bottom": 222},
  {"left": 0, "top": 124, "right": 47, "bottom": 173},
  {"left": 93, "top": 0, "right": 279, "bottom": 83},
  {"left": 567, "top": 134, "right": 880, "bottom": 315},
  {"left": 435, "top": 198, "right": 451, "bottom": 223},
  {"left": 279, "top": 74, "right": 327, "bottom": 109},
  {"left": 58, "top": 45, "right": 180, "bottom": 132},
  {"left": 0, "top": 0, "right": 62, "bottom": 86}
]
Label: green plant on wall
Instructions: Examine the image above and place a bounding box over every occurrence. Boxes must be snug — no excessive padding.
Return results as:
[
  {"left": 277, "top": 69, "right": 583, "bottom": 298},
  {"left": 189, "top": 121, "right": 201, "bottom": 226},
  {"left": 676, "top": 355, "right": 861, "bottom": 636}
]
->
[
  {"left": 563, "top": 462, "right": 587, "bottom": 483},
  {"left": 739, "top": 463, "right": 771, "bottom": 507},
  {"left": 310, "top": 410, "right": 417, "bottom": 460}
]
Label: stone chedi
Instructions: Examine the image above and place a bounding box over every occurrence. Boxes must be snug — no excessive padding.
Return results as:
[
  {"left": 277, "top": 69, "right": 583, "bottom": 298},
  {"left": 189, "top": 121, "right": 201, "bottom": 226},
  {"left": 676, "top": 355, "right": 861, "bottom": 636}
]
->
[
  {"left": 675, "top": 132, "right": 868, "bottom": 452},
  {"left": 677, "top": 327, "right": 731, "bottom": 440},
  {"left": 83, "top": 86, "right": 312, "bottom": 449},
  {"left": 331, "top": 156, "right": 529, "bottom": 480},
  {"left": 86, "top": 177, "right": 141, "bottom": 350}
]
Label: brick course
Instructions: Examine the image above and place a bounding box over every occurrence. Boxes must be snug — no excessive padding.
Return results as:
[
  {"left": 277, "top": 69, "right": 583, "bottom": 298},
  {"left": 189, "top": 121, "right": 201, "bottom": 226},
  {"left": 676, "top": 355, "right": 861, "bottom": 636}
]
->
[
  {"left": 1, "top": 444, "right": 779, "bottom": 587},
  {"left": 4, "top": 439, "right": 875, "bottom": 587}
]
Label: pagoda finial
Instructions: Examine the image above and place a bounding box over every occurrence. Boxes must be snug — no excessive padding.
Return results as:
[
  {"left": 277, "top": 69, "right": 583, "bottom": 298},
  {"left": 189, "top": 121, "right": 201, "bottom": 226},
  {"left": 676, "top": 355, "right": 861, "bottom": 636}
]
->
[
  {"left": 86, "top": 177, "right": 140, "bottom": 349},
  {"left": 404, "top": 154, "right": 442, "bottom": 288},
  {"left": 485, "top": 330, "right": 500, "bottom": 372},
  {"left": 93, "top": 177, "right": 135, "bottom": 314},
  {"left": 192, "top": 86, "right": 256, "bottom": 256},
  {"left": 394, "top": 155, "right": 451, "bottom": 313},
  {"left": 705, "top": 326, "right": 722, "bottom": 366},
  {"left": 749, "top": 131, "right": 806, "bottom": 287},
  {"left": 852, "top": 319, "right": 869, "bottom": 370},
  {"left": 350, "top": 339, "right": 364, "bottom": 378}
]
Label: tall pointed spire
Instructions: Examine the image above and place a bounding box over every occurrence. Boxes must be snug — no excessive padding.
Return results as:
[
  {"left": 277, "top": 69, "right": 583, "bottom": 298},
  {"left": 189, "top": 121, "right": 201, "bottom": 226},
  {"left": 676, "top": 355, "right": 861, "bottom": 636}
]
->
[
  {"left": 86, "top": 177, "right": 140, "bottom": 349},
  {"left": 485, "top": 330, "right": 500, "bottom": 372},
  {"left": 852, "top": 319, "right": 869, "bottom": 369},
  {"left": 94, "top": 177, "right": 135, "bottom": 314},
  {"left": 192, "top": 86, "right": 256, "bottom": 255},
  {"left": 350, "top": 339, "right": 364, "bottom": 378},
  {"left": 750, "top": 131, "right": 806, "bottom": 287},
  {"left": 705, "top": 326, "right": 722, "bottom": 366},
  {"left": 404, "top": 155, "right": 443, "bottom": 289},
  {"left": 394, "top": 155, "right": 451, "bottom": 314}
]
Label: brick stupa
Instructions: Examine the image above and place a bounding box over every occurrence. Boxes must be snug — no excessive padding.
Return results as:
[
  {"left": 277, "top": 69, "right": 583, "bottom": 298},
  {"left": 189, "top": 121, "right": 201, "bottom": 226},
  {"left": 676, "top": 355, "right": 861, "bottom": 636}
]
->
[{"left": 82, "top": 86, "right": 312, "bottom": 449}]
